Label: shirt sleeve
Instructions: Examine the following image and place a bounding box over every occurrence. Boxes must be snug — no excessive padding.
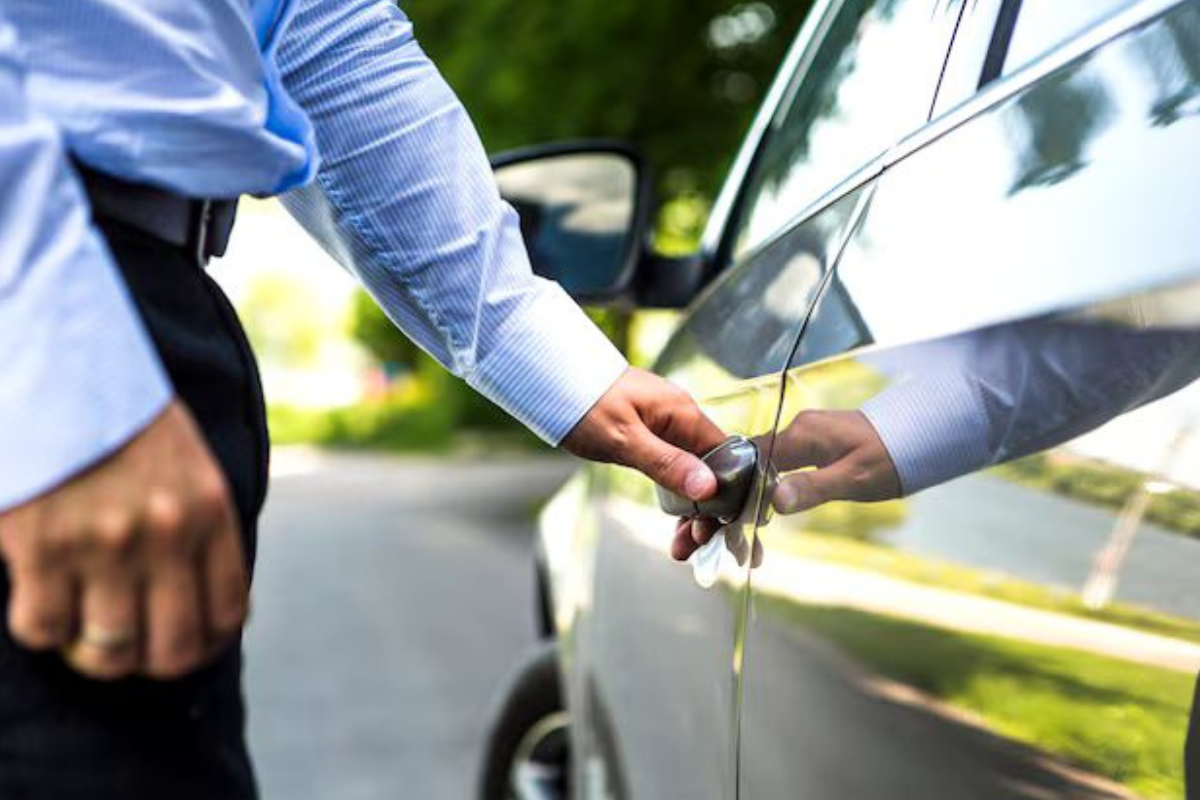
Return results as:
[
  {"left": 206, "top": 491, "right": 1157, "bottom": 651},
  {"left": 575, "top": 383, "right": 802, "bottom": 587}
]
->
[
  {"left": 275, "top": 0, "right": 628, "bottom": 445},
  {"left": 0, "top": 14, "right": 172, "bottom": 511},
  {"left": 859, "top": 320, "right": 1200, "bottom": 496}
]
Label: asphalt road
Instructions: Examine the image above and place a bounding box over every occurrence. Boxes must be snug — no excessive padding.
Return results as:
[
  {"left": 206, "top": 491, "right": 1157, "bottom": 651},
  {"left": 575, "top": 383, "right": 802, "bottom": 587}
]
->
[{"left": 242, "top": 449, "right": 576, "bottom": 800}]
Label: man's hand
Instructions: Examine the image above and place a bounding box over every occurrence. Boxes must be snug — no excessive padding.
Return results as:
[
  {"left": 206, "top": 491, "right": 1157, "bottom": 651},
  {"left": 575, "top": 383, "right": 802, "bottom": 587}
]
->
[
  {"left": 669, "top": 409, "right": 899, "bottom": 563},
  {"left": 770, "top": 409, "right": 901, "bottom": 513},
  {"left": 562, "top": 367, "right": 727, "bottom": 504},
  {"left": 0, "top": 400, "right": 248, "bottom": 681}
]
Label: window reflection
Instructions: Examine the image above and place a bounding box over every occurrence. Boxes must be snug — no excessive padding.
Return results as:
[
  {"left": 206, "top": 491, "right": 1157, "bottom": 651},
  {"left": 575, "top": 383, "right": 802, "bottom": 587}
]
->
[
  {"left": 1002, "top": 0, "right": 1140, "bottom": 77},
  {"left": 737, "top": 305, "right": 1200, "bottom": 800},
  {"left": 731, "top": 0, "right": 955, "bottom": 260},
  {"left": 1004, "top": 58, "right": 1114, "bottom": 193},
  {"left": 1134, "top": 3, "right": 1200, "bottom": 126},
  {"left": 496, "top": 153, "right": 635, "bottom": 295}
]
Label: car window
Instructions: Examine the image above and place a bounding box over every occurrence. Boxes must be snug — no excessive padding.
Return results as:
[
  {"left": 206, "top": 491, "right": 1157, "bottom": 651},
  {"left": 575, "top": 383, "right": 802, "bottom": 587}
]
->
[
  {"left": 729, "top": 0, "right": 958, "bottom": 262},
  {"left": 1002, "top": 0, "right": 1143, "bottom": 77}
]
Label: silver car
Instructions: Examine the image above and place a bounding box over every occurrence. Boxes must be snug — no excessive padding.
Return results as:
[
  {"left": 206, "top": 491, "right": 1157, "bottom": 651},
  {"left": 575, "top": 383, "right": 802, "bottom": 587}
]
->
[{"left": 482, "top": 1, "right": 1200, "bottom": 798}]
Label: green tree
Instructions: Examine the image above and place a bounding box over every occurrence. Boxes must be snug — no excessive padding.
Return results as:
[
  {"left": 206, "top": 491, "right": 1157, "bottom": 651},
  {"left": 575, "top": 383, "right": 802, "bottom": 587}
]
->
[
  {"left": 347, "top": 288, "right": 421, "bottom": 370},
  {"left": 406, "top": 0, "right": 814, "bottom": 199},
  {"left": 239, "top": 270, "right": 327, "bottom": 368}
]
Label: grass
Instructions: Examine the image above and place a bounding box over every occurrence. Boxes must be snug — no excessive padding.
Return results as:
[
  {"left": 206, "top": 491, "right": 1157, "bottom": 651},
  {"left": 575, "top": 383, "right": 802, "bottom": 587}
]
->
[
  {"left": 993, "top": 454, "right": 1200, "bottom": 540},
  {"left": 759, "top": 597, "right": 1195, "bottom": 800},
  {"left": 768, "top": 525, "right": 1200, "bottom": 645}
]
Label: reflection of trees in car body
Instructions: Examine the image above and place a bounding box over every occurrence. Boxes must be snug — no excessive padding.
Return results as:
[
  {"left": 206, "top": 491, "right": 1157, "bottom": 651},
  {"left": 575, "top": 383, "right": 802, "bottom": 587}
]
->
[
  {"left": 1134, "top": 3, "right": 1200, "bottom": 125},
  {"left": 1004, "top": 57, "right": 1115, "bottom": 193}
]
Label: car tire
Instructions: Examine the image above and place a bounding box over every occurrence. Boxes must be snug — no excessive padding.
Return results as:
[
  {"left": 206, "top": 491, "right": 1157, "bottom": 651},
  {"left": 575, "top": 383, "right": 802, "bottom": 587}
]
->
[{"left": 479, "top": 643, "right": 571, "bottom": 800}]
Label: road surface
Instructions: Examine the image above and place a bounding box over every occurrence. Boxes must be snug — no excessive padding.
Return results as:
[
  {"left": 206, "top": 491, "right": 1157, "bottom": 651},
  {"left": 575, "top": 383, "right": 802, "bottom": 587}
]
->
[{"left": 243, "top": 449, "right": 576, "bottom": 800}]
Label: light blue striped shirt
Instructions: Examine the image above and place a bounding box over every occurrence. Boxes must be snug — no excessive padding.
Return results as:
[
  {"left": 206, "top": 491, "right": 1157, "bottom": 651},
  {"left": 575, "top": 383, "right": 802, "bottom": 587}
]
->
[{"left": 0, "top": 0, "right": 627, "bottom": 510}]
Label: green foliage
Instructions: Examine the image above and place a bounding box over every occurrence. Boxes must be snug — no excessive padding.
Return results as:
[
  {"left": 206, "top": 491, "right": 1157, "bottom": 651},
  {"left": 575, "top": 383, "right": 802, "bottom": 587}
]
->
[
  {"left": 347, "top": 289, "right": 421, "bottom": 369},
  {"left": 269, "top": 391, "right": 545, "bottom": 453},
  {"left": 778, "top": 531, "right": 1200, "bottom": 644},
  {"left": 803, "top": 498, "right": 908, "bottom": 542},
  {"left": 405, "top": 0, "right": 814, "bottom": 198},
  {"left": 762, "top": 600, "right": 1192, "bottom": 799},
  {"left": 307, "top": 288, "right": 549, "bottom": 449},
  {"left": 655, "top": 192, "right": 712, "bottom": 255},
  {"left": 238, "top": 271, "right": 327, "bottom": 368},
  {"left": 992, "top": 455, "right": 1200, "bottom": 539}
]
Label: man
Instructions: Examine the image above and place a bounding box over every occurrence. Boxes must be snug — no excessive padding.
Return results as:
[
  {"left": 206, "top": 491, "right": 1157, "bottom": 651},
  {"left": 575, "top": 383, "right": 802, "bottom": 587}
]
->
[{"left": 0, "top": 1, "right": 724, "bottom": 796}]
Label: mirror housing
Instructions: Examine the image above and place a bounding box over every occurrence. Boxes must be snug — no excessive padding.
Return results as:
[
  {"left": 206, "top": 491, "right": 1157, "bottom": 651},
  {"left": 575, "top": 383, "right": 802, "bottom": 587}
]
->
[{"left": 491, "top": 140, "right": 707, "bottom": 309}]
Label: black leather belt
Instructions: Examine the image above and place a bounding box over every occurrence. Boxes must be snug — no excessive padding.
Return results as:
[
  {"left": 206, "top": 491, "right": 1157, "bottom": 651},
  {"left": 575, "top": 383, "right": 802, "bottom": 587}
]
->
[{"left": 73, "top": 161, "right": 239, "bottom": 263}]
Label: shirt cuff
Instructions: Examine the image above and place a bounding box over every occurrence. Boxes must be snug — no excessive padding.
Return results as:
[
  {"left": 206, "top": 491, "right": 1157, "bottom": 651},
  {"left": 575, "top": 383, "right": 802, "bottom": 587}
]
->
[
  {"left": 859, "top": 368, "right": 991, "bottom": 496},
  {"left": 466, "top": 281, "right": 629, "bottom": 445},
  {"left": 0, "top": 232, "right": 172, "bottom": 511}
]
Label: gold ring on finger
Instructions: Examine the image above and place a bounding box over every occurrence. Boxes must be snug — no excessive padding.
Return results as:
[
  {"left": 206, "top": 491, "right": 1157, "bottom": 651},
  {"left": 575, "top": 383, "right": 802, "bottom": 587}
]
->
[{"left": 77, "top": 625, "right": 139, "bottom": 651}]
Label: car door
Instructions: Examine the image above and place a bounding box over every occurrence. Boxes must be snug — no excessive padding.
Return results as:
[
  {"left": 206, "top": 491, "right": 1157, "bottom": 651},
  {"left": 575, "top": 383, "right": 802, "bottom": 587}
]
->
[
  {"left": 738, "top": 2, "right": 1200, "bottom": 799},
  {"left": 567, "top": 2, "right": 964, "bottom": 798}
]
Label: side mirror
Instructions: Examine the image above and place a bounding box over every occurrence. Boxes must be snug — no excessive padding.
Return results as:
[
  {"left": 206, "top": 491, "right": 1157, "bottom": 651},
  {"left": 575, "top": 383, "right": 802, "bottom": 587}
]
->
[{"left": 492, "top": 141, "right": 653, "bottom": 305}]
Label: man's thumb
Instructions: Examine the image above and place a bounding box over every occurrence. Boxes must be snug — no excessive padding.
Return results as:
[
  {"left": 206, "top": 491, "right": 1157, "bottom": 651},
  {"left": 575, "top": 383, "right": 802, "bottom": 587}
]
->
[{"left": 626, "top": 429, "right": 717, "bottom": 501}]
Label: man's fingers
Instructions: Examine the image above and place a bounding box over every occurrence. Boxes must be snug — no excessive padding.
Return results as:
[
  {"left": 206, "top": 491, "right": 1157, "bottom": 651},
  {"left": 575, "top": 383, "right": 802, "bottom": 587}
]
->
[
  {"left": 691, "top": 517, "right": 721, "bottom": 546},
  {"left": 8, "top": 568, "right": 76, "bottom": 650},
  {"left": 772, "top": 461, "right": 859, "bottom": 514},
  {"left": 672, "top": 518, "right": 698, "bottom": 561},
  {"left": 626, "top": 428, "right": 717, "bottom": 501},
  {"left": 773, "top": 411, "right": 831, "bottom": 472},
  {"left": 662, "top": 401, "right": 727, "bottom": 459},
  {"left": 66, "top": 574, "right": 141, "bottom": 680},
  {"left": 201, "top": 521, "right": 249, "bottom": 650},
  {"left": 145, "top": 561, "right": 204, "bottom": 679},
  {"left": 671, "top": 516, "right": 724, "bottom": 562}
]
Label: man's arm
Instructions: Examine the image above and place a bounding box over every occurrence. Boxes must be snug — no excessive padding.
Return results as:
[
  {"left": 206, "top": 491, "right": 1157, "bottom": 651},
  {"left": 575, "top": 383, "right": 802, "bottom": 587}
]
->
[
  {"left": 782, "top": 321, "right": 1200, "bottom": 507},
  {"left": 275, "top": 0, "right": 724, "bottom": 496},
  {"left": 0, "top": 12, "right": 247, "bottom": 679}
]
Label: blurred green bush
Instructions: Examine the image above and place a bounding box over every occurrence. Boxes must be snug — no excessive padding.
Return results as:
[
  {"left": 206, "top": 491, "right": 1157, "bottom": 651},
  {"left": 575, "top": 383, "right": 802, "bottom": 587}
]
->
[
  {"left": 407, "top": 0, "right": 814, "bottom": 199},
  {"left": 993, "top": 455, "right": 1200, "bottom": 539},
  {"left": 270, "top": 0, "right": 821, "bottom": 452}
]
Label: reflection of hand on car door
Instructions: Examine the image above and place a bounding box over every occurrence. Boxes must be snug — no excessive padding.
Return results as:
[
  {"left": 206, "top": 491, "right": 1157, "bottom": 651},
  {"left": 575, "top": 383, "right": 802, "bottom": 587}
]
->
[
  {"left": 770, "top": 409, "right": 901, "bottom": 513},
  {"left": 669, "top": 409, "right": 899, "bottom": 563}
]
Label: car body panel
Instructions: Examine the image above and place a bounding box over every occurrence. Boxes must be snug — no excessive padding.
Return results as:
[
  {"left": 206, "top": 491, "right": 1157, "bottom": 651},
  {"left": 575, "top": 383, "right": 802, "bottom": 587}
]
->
[
  {"left": 547, "top": 184, "right": 867, "bottom": 800},
  {"left": 535, "top": 2, "right": 1200, "bottom": 800},
  {"left": 738, "top": 3, "right": 1200, "bottom": 799}
]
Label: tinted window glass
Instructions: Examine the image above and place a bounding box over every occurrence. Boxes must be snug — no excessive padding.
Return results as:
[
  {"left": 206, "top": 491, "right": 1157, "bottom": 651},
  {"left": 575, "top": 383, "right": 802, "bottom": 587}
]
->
[
  {"left": 731, "top": 0, "right": 957, "bottom": 261},
  {"left": 1003, "top": 0, "right": 1141, "bottom": 75}
]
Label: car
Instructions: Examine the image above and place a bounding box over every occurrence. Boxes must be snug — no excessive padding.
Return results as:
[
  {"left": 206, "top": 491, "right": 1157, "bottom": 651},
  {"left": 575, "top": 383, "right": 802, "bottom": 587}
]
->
[{"left": 480, "top": 0, "right": 1200, "bottom": 798}]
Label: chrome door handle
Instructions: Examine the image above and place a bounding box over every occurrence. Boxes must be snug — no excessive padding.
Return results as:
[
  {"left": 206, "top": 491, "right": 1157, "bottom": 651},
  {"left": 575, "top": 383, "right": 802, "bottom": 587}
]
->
[{"left": 656, "top": 435, "right": 759, "bottom": 522}]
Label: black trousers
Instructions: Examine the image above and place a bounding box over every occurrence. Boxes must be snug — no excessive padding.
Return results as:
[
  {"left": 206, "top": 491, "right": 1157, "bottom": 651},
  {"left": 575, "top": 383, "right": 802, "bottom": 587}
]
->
[{"left": 0, "top": 218, "right": 267, "bottom": 799}]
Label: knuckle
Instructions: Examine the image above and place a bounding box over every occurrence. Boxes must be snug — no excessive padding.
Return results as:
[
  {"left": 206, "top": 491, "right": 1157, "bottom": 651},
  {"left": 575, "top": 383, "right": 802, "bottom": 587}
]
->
[
  {"left": 10, "top": 609, "right": 67, "bottom": 650},
  {"left": 211, "top": 589, "right": 249, "bottom": 637},
  {"left": 846, "top": 464, "right": 875, "bottom": 494},
  {"left": 73, "top": 648, "right": 135, "bottom": 681},
  {"left": 793, "top": 409, "right": 822, "bottom": 432},
  {"left": 32, "top": 526, "right": 77, "bottom": 569},
  {"left": 649, "top": 448, "right": 685, "bottom": 480},
  {"left": 90, "top": 511, "right": 138, "bottom": 558},
  {"left": 197, "top": 470, "right": 231, "bottom": 512},
  {"left": 144, "top": 491, "right": 185, "bottom": 538},
  {"left": 150, "top": 633, "right": 203, "bottom": 680}
]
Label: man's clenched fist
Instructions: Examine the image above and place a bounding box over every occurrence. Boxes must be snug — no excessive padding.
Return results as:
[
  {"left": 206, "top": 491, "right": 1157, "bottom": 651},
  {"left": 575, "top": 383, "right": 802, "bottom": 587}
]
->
[{"left": 0, "top": 400, "right": 248, "bottom": 680}]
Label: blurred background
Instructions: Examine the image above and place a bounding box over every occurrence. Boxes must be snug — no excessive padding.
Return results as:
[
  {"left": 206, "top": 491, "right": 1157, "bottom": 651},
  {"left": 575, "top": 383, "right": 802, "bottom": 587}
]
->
[
  {"left": 213, "top": 0, "right": 814, "bottom": 454},
  {"left": 207, "top": 1, "right": 814, "bottom": 797}
]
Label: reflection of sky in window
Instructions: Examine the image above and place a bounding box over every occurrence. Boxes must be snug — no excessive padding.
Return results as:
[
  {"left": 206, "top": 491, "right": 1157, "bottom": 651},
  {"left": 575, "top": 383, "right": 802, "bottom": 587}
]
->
[
  {"left": 1072, "top": 381, "right": 1200, "bottom": 488},
  {"left": 1005, "top": 0, "right": 1142, "bottom": 76},
  {"left": 739, "top": 0, "right": 940, "bottom": 256},
  {"left": 838, "top": 30, "right": 1200, "bottom": 349},
  {"left": 499, "top": 155, "right": 634, "bottom": 236}
]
